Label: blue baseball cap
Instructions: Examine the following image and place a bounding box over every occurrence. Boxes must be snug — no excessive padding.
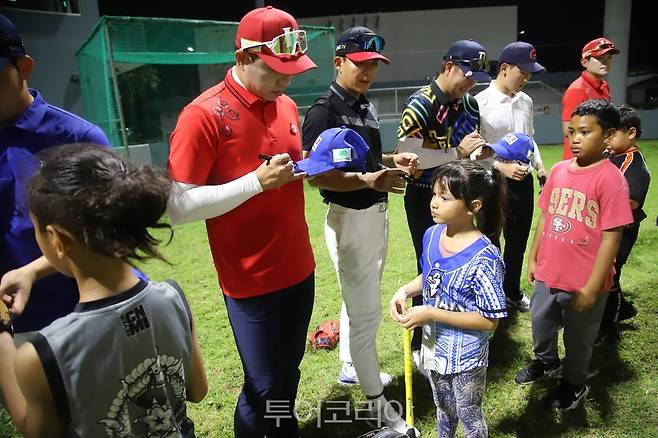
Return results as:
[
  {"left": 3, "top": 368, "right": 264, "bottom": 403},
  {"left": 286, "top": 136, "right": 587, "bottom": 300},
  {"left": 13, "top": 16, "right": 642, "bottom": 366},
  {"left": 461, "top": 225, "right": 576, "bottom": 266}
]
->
[
  {"left": 444, "top": 39, "right": 491, "bottom": 81},
  {"left": 295, "top": 127, "right": 370, "bottom": 176},
  {"left": 499, "top": 42, "right": 545, "bottom": 73},
  {"left": 488, "top": 132, "right": 535, "bottom": 164},
  {"left": 0, "top": 15, "right": 26, "bottom": 69}
]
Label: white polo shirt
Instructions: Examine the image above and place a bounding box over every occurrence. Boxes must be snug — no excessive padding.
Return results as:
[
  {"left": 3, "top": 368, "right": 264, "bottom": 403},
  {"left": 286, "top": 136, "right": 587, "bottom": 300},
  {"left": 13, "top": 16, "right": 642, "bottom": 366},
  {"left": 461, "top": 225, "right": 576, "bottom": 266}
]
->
[{"left": 475, "top": 81, "right": 544, "bottom": 170}]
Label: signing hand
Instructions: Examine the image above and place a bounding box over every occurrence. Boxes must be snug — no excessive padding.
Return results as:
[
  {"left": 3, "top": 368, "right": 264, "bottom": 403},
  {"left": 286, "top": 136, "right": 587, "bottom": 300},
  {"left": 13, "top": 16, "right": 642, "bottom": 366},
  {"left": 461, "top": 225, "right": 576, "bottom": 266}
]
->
[
  {"left": 472, "top": 146, "right": 494, "bottom": 160},
  {"left": 255, "top": 153, "right": 305, "bottom": 190},
  {"left": 392, "top": 152, "right": 419, "bottom": 175},
  {"left": 457, "top": 131, "right": 486, "bottom": 158},
  {"left": 366, "top": 168, "right": 408, "bottom": 194}
]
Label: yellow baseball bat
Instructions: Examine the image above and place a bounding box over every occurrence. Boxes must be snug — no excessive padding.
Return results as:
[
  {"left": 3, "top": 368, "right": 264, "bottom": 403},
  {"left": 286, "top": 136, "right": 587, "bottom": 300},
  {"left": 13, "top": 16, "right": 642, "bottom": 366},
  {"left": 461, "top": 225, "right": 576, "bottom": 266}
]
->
[{"left": 403, "top": 328, "right": 415, "bottom": 434}]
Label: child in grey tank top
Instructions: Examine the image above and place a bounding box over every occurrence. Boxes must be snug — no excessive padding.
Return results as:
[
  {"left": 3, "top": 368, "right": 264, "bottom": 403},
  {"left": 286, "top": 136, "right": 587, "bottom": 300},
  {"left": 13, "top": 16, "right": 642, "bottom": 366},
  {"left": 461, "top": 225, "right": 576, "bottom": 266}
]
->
[{"left": 0, "top": 143, "right": 208, "bottom": 437}]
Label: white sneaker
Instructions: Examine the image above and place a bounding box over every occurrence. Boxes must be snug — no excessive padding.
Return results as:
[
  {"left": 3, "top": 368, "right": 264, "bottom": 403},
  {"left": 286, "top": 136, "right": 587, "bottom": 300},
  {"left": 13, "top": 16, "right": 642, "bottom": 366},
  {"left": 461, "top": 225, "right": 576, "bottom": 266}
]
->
[
  {"left": 338, "top": 362, "right": 392, "bottom": 386},
  {"left": 412, "top": 350, "right": 427, "bottom": 377},
  {"left": 506, "top": 294, "right": 531, "bottom": 312},
  {"left": 368, "top": 396, "right": 421, "bottom": 437}
]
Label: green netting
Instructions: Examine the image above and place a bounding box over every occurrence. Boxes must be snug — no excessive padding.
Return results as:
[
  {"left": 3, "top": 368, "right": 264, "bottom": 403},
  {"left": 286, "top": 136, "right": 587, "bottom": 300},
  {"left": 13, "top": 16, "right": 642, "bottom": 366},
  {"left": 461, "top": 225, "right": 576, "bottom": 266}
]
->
[
  {"left": 76, "top": 18, "right": 120, "bottom": 148},
  {"left": 76, "top": 16, "right": 335, "bottom": 155}
]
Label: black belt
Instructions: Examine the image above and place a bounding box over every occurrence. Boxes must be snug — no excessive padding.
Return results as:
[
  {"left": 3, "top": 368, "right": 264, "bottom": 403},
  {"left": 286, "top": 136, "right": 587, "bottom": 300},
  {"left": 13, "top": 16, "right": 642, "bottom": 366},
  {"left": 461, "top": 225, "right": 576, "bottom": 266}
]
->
[
  {"left": 408, "top": 181, "right": 432, "bottom": 189},
  {"left": 323, "top": 198, "right": 388, "bottom": 210}
]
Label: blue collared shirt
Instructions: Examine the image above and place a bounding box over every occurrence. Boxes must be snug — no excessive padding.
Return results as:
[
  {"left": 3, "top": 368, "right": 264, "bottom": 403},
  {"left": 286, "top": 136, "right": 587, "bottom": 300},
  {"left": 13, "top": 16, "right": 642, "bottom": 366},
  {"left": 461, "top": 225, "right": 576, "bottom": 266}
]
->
[
  {"left": 1, "top": 89, "right": 110, "bottom": 332},
  {"left": 420, "top": 224, "right": 508, "bottom": 375}
]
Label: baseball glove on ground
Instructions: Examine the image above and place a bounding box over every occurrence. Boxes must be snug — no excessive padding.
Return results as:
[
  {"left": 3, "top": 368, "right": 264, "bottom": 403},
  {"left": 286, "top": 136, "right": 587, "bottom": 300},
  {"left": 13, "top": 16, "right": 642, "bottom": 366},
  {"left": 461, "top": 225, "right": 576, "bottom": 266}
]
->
[
  {"left": 308, "top": 319, "right": 340, "bottom": 350},
  {"left": 0, "top": 300, "right": 13, "bottom": 336}
]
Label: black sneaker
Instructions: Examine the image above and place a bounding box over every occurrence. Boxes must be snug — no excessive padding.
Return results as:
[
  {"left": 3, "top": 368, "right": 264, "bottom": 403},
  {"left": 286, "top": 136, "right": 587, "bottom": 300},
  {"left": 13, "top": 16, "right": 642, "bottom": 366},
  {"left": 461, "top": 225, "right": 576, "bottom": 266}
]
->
[
  {"left": 617, "top": 299, "right": 637, "bottom": 322},
  {"left": 595, "top": 324, "right": 620, "bottom": 346},
  {"left": 515, "top": 358, "right": 561, "bottom": 385},
  {"left": 551, "top": 379, "right": 590, "bottom": 410}
]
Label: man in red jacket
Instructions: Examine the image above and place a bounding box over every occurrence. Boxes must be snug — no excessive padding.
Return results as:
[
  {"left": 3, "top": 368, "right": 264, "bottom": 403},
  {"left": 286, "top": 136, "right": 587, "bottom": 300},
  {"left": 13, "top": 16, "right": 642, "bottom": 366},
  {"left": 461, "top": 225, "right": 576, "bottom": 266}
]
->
[
  {"left": 561, "top": 37, "right": 619, "bottom": 159},
  {"left": 167, "top": 7, "right": 316, "bottom": 437}
]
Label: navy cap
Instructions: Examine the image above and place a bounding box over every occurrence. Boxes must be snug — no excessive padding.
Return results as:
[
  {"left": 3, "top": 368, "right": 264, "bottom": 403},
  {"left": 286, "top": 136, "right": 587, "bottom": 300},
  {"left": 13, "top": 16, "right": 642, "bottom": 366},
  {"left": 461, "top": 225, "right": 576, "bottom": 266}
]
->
[
  {"left": 295, "top": 127, "right": 370, "bottom": 176},
  {"left": 488, "top": 132, "right": 535, "bottom": 164},
  {"left": 335, "top": 26, "right": 390, "bottom": 64},
  {"left": 0, "top": 15, "right": 26, "bottom": 69},
  {"left": 444, "top": 39, "right": 491, "bottom": 81},
  {"left": 499, "top": 42, "right": 545, "bottom": 73}
]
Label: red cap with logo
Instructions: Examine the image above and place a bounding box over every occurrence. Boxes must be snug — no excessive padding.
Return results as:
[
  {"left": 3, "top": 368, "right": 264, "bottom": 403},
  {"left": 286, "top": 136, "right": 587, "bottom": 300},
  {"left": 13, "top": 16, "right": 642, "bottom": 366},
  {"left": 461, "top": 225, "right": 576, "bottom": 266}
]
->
[
  {"left": 235, "top": 6, "right": 317, "bottom": 75},
  {"left": 581, "top": 37, "right": 619, "bottom": 59}
]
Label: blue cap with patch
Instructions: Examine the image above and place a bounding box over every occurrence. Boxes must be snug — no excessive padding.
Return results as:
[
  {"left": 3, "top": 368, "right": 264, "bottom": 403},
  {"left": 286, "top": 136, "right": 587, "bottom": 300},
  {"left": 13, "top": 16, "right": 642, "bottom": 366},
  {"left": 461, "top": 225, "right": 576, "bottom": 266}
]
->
[
  {"left": 295, "top": 127, "right": 370, "bottom": 176},
  {"left": 488, "top": 132, "right": 534, "bottom": 164},
  {"left": 0, "top": 15, "right": 26, "bottom": 69}
]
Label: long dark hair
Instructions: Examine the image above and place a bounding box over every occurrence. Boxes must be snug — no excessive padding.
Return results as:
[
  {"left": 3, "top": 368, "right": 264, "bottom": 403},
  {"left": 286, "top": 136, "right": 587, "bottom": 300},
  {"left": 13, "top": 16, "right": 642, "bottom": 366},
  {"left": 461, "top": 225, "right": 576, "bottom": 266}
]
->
[
  {"left": 28, "top": 143, "right": 172, "bottom": 264},
  {"left": 431, "top": 159, "right": 507, "bottom": 242}
]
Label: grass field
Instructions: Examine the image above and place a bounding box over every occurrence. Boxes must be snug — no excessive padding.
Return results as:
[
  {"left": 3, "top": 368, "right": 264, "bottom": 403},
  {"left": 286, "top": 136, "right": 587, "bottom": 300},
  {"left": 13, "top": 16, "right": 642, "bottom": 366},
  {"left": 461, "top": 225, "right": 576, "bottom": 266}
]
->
[{"left": 1, "top": 142, "right": 656, "bottom": 438}]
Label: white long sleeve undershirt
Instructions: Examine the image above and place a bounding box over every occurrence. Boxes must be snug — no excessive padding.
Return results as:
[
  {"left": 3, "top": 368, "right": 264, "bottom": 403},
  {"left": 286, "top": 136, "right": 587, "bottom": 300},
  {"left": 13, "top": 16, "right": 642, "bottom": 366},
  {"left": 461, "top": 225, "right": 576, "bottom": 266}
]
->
[{"left": 167, "top": 172, "right": 263, "bottom": 225}]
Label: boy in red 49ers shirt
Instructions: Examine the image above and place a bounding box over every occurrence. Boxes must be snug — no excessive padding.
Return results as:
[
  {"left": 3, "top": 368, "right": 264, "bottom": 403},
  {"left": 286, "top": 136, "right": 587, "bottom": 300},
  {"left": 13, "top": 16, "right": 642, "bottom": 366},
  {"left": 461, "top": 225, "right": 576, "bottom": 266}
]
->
[{"left": 516, "top": 99, "right": 632, "bottom": 411}]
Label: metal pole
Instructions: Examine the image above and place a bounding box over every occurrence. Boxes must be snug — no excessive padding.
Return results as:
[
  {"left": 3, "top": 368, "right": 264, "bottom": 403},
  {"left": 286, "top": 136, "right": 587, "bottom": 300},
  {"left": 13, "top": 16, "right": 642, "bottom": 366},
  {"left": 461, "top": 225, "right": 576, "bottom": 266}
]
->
[
  {"left": 604, "top": 0, "right": 632, "bottom": 104},
  {"left": 395, "top": 88, "right": 398, "bottom": 114},
  {"left": 104, "top": 23, "right": 129, "bottom": 153}
]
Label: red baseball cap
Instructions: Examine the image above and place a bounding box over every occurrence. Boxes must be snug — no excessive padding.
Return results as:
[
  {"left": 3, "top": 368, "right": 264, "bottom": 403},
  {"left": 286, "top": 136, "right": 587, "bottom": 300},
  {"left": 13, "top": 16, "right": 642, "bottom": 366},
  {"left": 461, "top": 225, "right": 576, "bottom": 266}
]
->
[
  {"left": 235, "top": 6, "right": 317, "bottom": 76},
  {"left": 582, "top": 37, "right": 619, "bottom": 59}
]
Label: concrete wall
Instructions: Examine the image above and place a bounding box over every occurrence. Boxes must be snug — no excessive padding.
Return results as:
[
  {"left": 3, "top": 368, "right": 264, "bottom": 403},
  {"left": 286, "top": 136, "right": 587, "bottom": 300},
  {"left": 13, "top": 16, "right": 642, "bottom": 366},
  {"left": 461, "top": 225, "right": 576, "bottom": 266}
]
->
[
  {"left": 532, "top": 113, "right": 563, "bottom": 146},
  {"left": 531, "top": 108, "right": 658, "bottom": 147},
  {"left": 2, "top": 0, "right": 102, "bottom": 114},
  {"left": 300, "top": 6, "right": 517, "bottom": 84},
  {"left": 635, "top": 109, "right": 658, "bottom": 140}
]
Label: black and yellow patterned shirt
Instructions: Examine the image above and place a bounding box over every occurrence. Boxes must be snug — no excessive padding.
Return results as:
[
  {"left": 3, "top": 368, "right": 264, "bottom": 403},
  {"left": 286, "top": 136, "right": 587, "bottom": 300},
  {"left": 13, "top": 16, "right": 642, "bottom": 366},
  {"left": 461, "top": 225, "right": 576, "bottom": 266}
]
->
[{"left": 398, "top": 80, "right": 480, "bottom": 184}]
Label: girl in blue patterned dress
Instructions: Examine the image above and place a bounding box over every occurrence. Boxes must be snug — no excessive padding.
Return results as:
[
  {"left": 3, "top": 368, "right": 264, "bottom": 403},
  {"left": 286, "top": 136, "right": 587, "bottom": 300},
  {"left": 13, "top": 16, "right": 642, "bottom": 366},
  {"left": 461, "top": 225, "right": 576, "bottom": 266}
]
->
[{"left": 390, "top": 159, "right": 508, "bottom": 438}]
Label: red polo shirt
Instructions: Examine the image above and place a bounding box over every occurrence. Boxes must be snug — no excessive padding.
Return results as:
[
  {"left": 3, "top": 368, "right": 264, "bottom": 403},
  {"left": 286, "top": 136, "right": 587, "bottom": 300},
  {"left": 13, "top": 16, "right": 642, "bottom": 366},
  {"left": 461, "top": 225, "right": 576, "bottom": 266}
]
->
[
  {"left": 561, "top": 72, "right": 610, "bottom": 159},
  {"left": 168, "top": 68, "right": 315, "bottom": 298}
]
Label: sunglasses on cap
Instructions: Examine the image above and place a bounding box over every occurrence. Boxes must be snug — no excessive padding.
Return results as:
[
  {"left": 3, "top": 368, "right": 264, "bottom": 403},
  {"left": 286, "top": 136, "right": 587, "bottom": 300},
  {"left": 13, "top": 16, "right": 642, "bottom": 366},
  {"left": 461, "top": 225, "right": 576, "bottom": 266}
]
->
[
  {"left": 241, "top": 28, "right": 308, "bottom": 56},
  {"left": 446, "top": 57, "right": 497, "bottom": 74},
  {"left": 583, "top": 42, "right": 616, "bottom": 58},
  {"left": 340, "top": 33, "right": 385, "bottom": 53}
]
